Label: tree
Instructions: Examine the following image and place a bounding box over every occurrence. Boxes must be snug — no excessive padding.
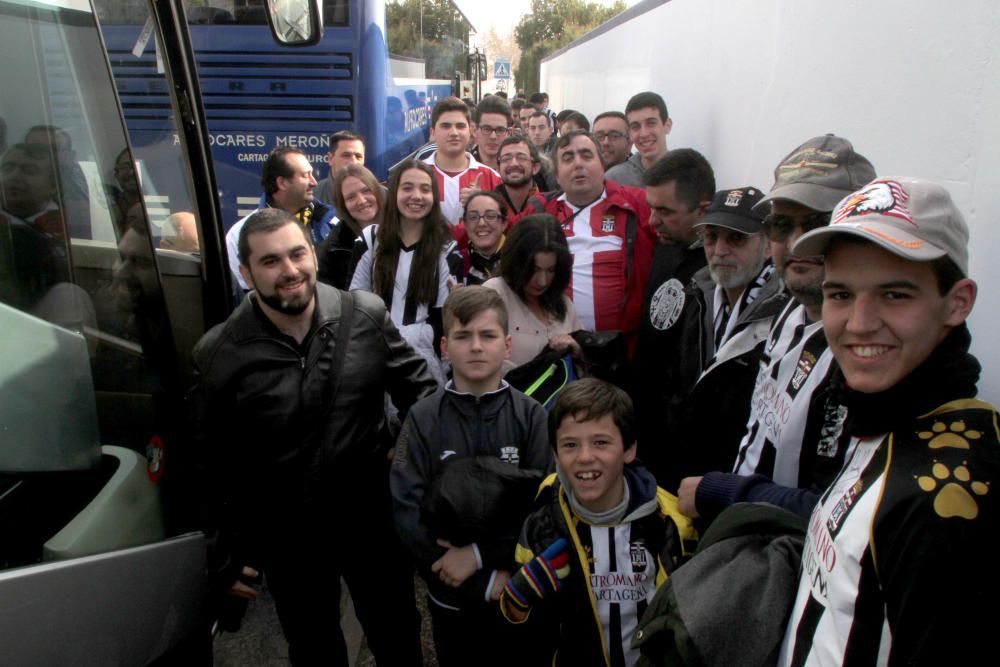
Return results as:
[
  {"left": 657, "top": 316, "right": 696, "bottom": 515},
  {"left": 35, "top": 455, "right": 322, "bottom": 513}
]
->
[
  {"left": 514, "top": 0, "right": 625, "bottom": 94},
  {"left": 386, "top": 0, "right": 471, "bottom": 79}
]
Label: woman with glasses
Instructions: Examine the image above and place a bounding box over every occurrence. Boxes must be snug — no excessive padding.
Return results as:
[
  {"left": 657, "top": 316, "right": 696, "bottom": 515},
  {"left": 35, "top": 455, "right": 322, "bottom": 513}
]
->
[
  {"left": 484, "top": 214, "right": 583, "bottom": 367},
  {"left": 456, "top": 191, "right": 507, "bottom": 285},
  {"left": 350, "top": 159, "right": 462, "bottom": 384}
]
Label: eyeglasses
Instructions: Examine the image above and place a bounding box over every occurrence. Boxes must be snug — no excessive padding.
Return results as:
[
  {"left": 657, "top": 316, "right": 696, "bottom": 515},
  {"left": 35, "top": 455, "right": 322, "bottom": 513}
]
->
[
  {"left": 762, "top": 211, "right": 830, "bottom": 242},
  {"left": 465, "top": 210, "right": 503, "bottom": 224},
  {"left": 478, "top": 125, "right": 509, "bottom": 137},
  {"left": 594, "top": 131, "right": 626, "bottom": 142},
  {"left": 498, "top": 153, "right": 533, "bottom": 164}
]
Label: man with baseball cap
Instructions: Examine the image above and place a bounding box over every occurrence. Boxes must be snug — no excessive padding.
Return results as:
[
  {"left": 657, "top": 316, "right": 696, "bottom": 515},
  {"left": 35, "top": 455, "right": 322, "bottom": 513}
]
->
[
  {"left": 678, "top": 134, "right": 876, "bottom": 521},
  {"left": 778, "top": 177, "right": 997, "bottom": 665},
  {"left": 661, "top": 186, "right": 789, "bottom": 491}
]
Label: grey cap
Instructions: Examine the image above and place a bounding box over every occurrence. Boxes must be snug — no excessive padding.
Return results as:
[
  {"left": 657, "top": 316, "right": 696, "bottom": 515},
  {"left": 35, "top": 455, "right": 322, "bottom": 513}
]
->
[
  {"left": 793, "top": 177, "right": 969, "bottom": 275},
  {"left": 753, "top": 134, "right": 876, "bottom": 213},
  {"left": 694, "top": 187, "right": 767, "bottom": 234}
]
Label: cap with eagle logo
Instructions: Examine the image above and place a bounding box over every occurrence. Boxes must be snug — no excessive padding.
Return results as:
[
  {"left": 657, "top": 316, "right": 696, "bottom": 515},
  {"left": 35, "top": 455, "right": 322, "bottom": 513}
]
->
[{"left": 792, "top": 176, "right": 969, "bottom": 274}]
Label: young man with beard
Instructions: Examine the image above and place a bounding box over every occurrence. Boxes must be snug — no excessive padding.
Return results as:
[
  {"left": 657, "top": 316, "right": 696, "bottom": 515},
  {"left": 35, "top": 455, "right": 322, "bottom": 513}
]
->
[
  {"left": 494, "top": 136, "right": 546, "bottom": 215},
  {"left": 778, "top": 177, "right": 997, "bottom": 666},
  {"left": 191, "top": 208, "right": 437, "bottom": 666},
  {"left": 677, "top": 135, "right": 876, "bottom": 522}
]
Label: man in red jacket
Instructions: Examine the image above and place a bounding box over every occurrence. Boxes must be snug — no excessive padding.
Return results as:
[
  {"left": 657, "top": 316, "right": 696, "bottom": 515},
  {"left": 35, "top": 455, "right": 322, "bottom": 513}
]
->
[{"left": 520, "top": 130, "right": 655, "bottom": 339}]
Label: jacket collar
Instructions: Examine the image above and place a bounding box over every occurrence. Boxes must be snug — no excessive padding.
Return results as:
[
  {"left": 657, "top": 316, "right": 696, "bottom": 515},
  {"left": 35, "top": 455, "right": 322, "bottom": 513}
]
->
[{"left": 227, "top": 282, "right": 342, "bottom": 344}]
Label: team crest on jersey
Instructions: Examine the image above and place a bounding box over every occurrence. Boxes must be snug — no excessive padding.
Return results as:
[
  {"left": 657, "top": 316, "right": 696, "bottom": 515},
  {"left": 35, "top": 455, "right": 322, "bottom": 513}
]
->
[
  {"left": 791, "top": 351, "right": 817, "bottom": 390},
  {"left": 629, "top": 542, "right": 649, "bottom": 573},
  {"left": 499, "top": 446, "right": 520, "bottom": 465},
  {"left": 649, "top": 278, "right": 685, "bottom": 331},
  {"left": 832, "top": 179, "right": 914, "bottom": 226},
  {"left": 601, "top": 215, "right": 616, "bottom": 232}
]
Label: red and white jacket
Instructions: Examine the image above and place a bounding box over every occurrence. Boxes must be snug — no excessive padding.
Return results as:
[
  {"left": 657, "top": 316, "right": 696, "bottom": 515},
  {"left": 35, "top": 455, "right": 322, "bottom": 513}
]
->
[
  {"left": 519, "top": 180, "right": 655, "bottom": 338},
  {"left": 423, "top": 152, "right": 502, "bottom": 227}
]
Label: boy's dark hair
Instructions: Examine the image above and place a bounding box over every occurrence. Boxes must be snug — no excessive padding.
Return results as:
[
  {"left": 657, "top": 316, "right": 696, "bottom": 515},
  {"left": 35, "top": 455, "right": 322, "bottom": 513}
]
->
[
  {"left": 528, "top": 110, "right": 548, "bottom": 124},
  {"left": 261, "top": 147, "right": 306, "bottom": 196},
  {"left": 238, "top": 208, "right": 308, "bottom": 266},
  {"left": 432, "top": 96, "right": 471, "bottom": 126},
  {"left": 555, "top": 109, "right": 577, "bottom": 124},
  {"left": 510, "top": 98, "right": 526, "bottom": 114},
  {"left": 475, "top": 95, "right": 513, "bottom": 124},
  {"left": 643, "top": 148, "right": 715, "bottom": 211},
  {"left": 328, "top": 130, "right": 364, "bottom": 153},
  {"left": 561, "top": 111, "right": 590, "bottom": 132},
  {"left": 548, "top": 378, "right": 636, "bottom": 449},
  {"left": 594, "top": 110, "right": 627, "bottom": 125},
  {"left": 500, "top": 214, "right": 572, "bottom": 321},
  {"left": 443, "top": 285, "right": 509, "bottom": 335},
  {"left": 528, "top": 92, "right": 547, "bottom": 106},
  {"left": 625, "top": 91, "right": 669, "bottom": 122}
]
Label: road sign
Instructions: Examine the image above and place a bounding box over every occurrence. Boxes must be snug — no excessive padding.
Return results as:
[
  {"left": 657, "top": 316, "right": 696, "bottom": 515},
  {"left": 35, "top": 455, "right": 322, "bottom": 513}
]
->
[{"left": 493, "top": 58, "right": 511, "bottom": 79}]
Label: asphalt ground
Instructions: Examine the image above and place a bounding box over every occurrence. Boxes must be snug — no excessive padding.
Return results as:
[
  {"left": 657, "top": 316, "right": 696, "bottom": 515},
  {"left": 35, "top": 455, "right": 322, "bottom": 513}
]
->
[{"left": 213, "top": 576, "right": 440, "bottom": 666}]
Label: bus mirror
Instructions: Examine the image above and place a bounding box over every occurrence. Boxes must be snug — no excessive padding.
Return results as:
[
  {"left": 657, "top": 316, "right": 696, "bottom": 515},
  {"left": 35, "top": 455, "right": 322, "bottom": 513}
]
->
[{"left": 265, "top": 0, "right": 322, "bottom": 47}]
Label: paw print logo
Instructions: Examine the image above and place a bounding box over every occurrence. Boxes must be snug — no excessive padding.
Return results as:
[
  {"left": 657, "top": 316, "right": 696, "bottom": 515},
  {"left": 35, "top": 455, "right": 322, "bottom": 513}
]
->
[
  {"left": 917, "top": 461, "right": 989, "bottom": 519},
  {"left": 917, "top": 420, "right": 982, "bottom": 450}
]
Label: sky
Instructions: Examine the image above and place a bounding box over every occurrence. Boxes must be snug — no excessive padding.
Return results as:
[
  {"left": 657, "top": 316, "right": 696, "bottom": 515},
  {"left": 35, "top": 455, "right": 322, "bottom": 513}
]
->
[{"left": 453, "top": 0, "right": 639, "bottom": 37}]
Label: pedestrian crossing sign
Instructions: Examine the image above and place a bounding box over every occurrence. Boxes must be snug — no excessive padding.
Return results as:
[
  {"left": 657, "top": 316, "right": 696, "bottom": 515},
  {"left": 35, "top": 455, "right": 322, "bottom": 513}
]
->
[{"left": 493, "top": 58, "right": 511, "bottom": 79}]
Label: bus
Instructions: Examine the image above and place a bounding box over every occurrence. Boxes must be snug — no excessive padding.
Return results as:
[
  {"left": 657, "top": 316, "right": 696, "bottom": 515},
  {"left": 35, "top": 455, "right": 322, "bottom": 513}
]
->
[
  {"left": 0, "top": 0, "right": 320, "bottom": 662},
  {"left": 99, "top": 0, "right": 453, "bottom": 233}
]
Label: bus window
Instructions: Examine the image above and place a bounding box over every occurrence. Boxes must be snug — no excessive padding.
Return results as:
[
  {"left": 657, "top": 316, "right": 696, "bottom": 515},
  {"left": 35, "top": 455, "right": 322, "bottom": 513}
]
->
[{"left": 0, "top": 0, "right": 186, "bottom": 568}]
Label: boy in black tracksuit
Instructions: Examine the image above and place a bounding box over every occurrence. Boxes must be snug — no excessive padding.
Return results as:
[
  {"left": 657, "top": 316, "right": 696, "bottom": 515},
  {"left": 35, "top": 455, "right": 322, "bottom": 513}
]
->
[{"left": 390, "top": 286, "right": 551, "bottom": 667}]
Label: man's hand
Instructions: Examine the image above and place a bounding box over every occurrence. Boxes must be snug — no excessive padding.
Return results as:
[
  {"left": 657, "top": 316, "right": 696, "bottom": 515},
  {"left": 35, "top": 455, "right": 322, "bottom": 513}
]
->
[
  {"left": 459, "top": 173, "right": 484, "bottom": 207},
  {"left": 677, "top": 476, "right": 703, "bottom": 518},
  {"left": 432, "top": 539, "right": 479, "bottom": 588},
  {"left": 490, "top": 570, "right": 511, "bottom": 601},
  {"left": 227, "top": 566, "right": 260, "bottom": 600}
]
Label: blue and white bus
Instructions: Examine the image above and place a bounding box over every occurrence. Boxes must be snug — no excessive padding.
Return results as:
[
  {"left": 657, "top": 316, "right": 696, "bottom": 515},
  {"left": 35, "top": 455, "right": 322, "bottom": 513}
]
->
[{"left": 99, "top": 0, "right": 453, "bottom": 230}]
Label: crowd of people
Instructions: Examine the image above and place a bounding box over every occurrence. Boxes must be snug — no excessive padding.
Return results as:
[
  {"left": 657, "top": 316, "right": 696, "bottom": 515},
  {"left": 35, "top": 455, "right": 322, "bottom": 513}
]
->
[{"left": 195, "top": 90, "right": 999, "bottom": 666}]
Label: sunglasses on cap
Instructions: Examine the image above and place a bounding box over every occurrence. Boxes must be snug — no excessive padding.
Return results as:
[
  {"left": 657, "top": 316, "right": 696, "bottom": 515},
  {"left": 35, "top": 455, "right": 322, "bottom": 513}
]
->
[{"left": 762, "top": 211, "right": 831, "bottom": 242}]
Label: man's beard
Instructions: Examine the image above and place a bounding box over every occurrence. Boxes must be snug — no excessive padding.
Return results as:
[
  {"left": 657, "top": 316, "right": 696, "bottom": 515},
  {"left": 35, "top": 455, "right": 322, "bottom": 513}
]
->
[
  {"left": 502, "top": 170, "right": 532, "bottom": 188},
  {"left": 258, "top": 275, "right": 316, "bottom": 315}
]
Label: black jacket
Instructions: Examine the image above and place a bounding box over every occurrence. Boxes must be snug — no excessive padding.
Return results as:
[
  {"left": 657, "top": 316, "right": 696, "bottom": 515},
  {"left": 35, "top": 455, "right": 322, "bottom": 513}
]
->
[
  {"left": 390, "top": 383, "right": 550, "bottom": 608},
  {"left": 190, "top": 283, "right": 436, "bottom": 590}
]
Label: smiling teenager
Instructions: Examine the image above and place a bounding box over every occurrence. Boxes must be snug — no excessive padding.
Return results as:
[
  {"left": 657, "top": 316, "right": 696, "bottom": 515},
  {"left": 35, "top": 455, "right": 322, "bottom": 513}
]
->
[{"left": 778, "top": 177, "right": 998, "bottom": 666}]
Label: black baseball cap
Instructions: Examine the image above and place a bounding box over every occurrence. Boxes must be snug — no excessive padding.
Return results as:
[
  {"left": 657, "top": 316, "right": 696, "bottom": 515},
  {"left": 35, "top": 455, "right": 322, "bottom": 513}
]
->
[{"left": 694, "top": 187, "right": 767, "bottom": 234}]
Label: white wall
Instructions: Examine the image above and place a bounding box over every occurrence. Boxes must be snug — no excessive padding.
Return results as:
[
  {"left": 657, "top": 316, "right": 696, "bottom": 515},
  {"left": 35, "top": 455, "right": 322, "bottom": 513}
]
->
[{"left": 542, "top": 0, "right": 1000, "bottom": 401}]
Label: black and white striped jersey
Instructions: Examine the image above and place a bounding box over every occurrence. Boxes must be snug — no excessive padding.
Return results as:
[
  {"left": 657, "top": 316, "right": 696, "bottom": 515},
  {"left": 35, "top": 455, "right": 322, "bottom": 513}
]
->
[
  {"left": 779, "top": 399, "right": 1000, "bottom": 666},
  {"left": 732, "top": 299, "right": 840, "bottom": 487}
]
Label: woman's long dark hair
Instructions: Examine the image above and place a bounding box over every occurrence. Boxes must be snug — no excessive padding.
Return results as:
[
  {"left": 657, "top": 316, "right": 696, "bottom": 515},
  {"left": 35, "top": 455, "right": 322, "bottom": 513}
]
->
[
  {"left": 333, "top": 162, "right": 384, "bottom": 231},
  {"left": 375, "top": 160, "right": 452, "bottom": 305},
  {"left": 500, "top": 214, "right": 572, "bottom": 321}
]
